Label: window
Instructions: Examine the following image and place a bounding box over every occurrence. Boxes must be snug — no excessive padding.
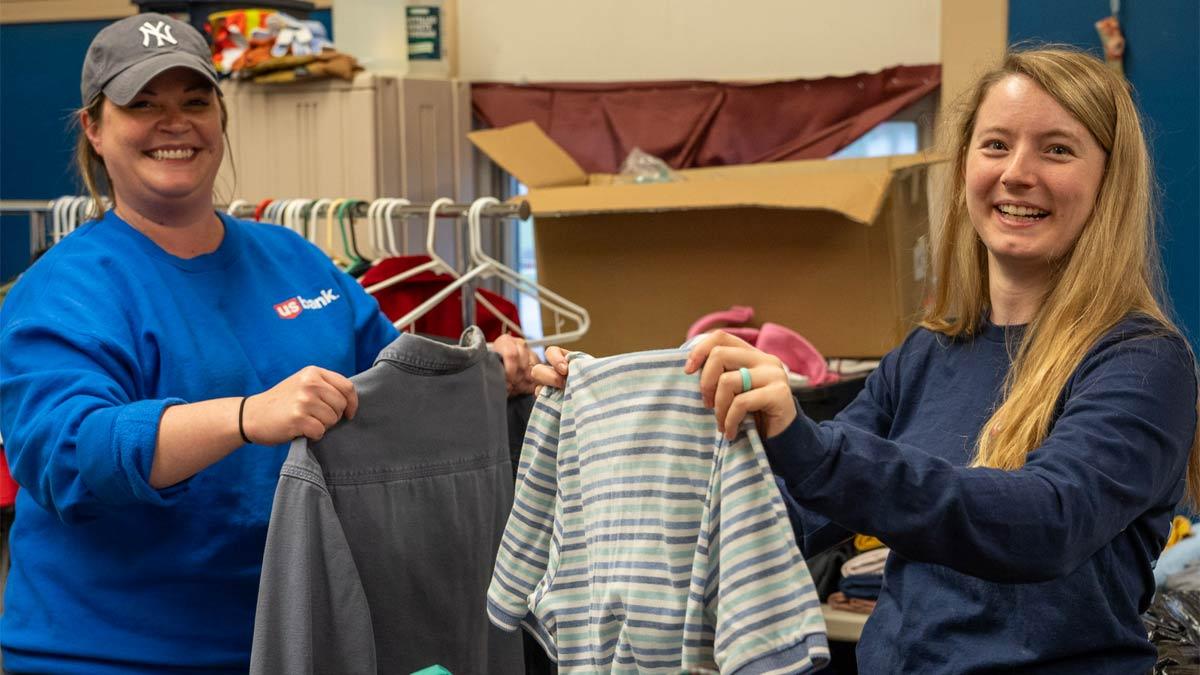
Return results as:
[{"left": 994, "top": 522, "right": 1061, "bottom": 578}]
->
[
  {"left": 509, "top": 180, "right": 545, "bottom": 343},
  {"left": 829, "top": 121, "right": 919, "bottom": 159}
]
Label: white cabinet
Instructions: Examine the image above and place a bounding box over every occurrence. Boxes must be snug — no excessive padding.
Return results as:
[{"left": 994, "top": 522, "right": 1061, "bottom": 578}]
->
[{"left": 218, "top": 74, "right": 461, "bottom": 204}]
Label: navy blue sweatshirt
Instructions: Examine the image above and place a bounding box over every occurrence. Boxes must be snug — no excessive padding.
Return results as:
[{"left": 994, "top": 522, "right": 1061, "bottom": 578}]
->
[{"left": 764, "top": 317, "right": 1197, "bottom": 674}]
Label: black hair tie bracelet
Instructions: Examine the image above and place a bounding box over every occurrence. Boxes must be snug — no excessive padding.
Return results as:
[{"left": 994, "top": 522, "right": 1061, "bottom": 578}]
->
[{"left": 238, "top": 396, "right": 253, "bottom": 445}]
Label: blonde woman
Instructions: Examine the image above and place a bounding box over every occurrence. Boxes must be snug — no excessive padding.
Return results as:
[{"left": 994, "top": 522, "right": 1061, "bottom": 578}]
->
[{"left": 536, "top": 48, "right": 1200, "bottom": 672}]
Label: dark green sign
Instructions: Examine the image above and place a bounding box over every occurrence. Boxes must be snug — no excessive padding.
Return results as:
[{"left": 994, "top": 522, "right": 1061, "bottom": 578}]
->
[{"left": 406, "top": 6, "right": 442, "bottom": 61}]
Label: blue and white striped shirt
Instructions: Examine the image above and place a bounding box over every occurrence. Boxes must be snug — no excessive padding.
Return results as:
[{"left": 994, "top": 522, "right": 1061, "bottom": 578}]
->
[{"left": 487, "top": 349, "right": 828, "bottom": 674}]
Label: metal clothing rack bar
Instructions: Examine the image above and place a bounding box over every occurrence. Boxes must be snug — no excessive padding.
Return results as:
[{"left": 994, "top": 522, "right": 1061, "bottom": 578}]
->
[
  {"left": 0, "top": 199, "right": 532, "bottom": 221},
  {"left": 0, "top": 200, "right": 55, "bottom": 213},
  {"left": 1, "top": 198, "right": 529, "bottom": 259},
  {"left": 221, "top": 199, "right": 531, "bottom": 221}
]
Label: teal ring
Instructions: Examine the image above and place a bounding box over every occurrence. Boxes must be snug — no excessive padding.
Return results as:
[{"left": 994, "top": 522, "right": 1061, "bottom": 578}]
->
[{"left": 739, "top": 367, "right": 752, "bottom": 393}]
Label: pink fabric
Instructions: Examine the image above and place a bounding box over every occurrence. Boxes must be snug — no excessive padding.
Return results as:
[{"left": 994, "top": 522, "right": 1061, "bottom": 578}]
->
[
  {"left": 720, "top": 327, "right": 761, "bottom": 343},
  {"left": 757, "top": 323, "right": 837, "bottom": 386},
  {"left": 688, "top": 305, "right": 755, "bottom": 339},
  {"left": 687, "top": 305, "right": 838, "bottom": 386}
]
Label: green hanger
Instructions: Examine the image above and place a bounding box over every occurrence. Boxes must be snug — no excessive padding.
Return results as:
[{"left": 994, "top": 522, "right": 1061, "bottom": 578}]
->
[{"left": 337, "top": 199, "right": 371, "bottom": 277}]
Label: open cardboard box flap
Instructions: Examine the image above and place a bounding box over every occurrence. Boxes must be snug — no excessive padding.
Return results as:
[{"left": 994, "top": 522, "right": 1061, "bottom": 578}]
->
[
  {"left": 468, "top": 121, "right": 943, "bottom": 225},
  {"left": 469, "top": 121, "right": 947, "bottom": 357}
]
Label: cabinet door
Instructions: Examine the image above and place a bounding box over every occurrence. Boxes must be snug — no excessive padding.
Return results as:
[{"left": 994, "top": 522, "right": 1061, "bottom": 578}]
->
[
  {"left": 219, "top": 74, "right": 397, "bottom": 202},
  {"left": 394, "top": 78, "right": 459, "bottom": 259},
  {"left": 397, "top": 78, "right": 456, "bottom": 202}
]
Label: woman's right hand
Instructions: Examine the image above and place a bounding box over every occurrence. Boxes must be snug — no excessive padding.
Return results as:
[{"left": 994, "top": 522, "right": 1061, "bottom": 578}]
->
[
  {"left": 530, "top": 346, "right": 569, "bottom": 394},
  {"left": 241, "top": 366, "right": 359, "bottom": 444}
]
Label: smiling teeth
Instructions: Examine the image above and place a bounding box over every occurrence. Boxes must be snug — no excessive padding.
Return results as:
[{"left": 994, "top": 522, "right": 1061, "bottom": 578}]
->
[
  {"left": 998, "top": 204, "right": 1048, "bottom": 217},
  {"left": 151, "top": 149, "right": 194, "bottom": 160}
]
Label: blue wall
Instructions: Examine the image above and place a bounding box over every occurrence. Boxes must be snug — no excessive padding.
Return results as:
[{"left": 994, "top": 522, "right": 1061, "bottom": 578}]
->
[
  {"left": 0, "top": 9, "right": 332, "bottom": 283},
  {"left": 0, "top": 20, "right": 108, "bottom": 281},
  {"left": 1008, "top": 0, "right": 1200, "bottom": 350}
]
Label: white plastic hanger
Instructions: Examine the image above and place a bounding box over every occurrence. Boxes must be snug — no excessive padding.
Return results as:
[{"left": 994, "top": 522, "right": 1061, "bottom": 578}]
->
[
  {"left": 281, "top": 199, "right": 298, "bottom": 232},
  {"left": 388, "top": 198, "right": 412, "bottom": 256},
  {"left": 465, "top": 197, "right": 589, "bottom": 346},
  {"left": 307, "top": 198, "right": 332, "bottom": 246},
  {"left": 374, "top": 198, "right": 409, "bottom": 258},
  {"left": 60, "top": 197, "right": 75, "bottom": 241},
  {"left": 366, "top": 198, "right": 386, "bottom": 257},
  {"left": 226, "top": 199, "right": 251, "bottom": 217},
  {"left": 66, "top": 196, "right": 88, "bottom": 238},
  {"left": 285, "top": 199, "right": 309, "bottom": 235},
  {"left": 380, "top": 198, "right": 522, "bottom": 336},
  {"left": 364, "top": 197, "right": 454, "bottom": 295},
  {"left": 51, "top": 196, "right": 70, "bottom": 244}
]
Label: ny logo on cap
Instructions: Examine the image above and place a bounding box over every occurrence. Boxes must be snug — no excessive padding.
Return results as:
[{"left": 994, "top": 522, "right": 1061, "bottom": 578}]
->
[{"left": 138, "top": 20, "right": 177, "bottom": 47}]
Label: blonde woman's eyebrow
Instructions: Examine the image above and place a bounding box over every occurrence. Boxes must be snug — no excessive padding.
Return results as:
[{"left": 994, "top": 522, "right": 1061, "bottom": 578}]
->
[
  {"left": 1039, "top": 129, "right": 1086, "bottom": 145},
  {"left": 974, "top": 125, "right": 1012, "bottom": 138}
]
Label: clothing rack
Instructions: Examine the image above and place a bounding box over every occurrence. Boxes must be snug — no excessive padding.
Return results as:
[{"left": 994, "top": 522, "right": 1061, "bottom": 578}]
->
[
  {"left": 0, "top": 196, "right": 589, "bottom": 345},
  {"left": 0, "top": 199, "right": 531, "bottom": 220},
  {"left": 0, "top": 198, "right": 530, "bottom": 259},
  {"left": 224, "top": 199, "right": 531, "bottom": 221}
]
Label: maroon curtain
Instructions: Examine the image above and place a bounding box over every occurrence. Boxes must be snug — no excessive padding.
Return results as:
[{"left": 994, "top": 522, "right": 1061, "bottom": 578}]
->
[{"left": 472, "top": 64, "right": 940, "bottom": 173}]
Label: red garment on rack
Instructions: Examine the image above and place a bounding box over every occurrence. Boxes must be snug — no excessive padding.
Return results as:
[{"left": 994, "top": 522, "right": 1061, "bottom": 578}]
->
[
  {"left": 0, "top": 446, "right": 17, "bottom": 508},
  {"left": 361, "top": 256, "right": 522, "bottom": 341}
]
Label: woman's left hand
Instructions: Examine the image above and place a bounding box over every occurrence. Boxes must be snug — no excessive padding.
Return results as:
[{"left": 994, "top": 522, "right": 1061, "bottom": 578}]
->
[
  {"left": 685, "top": 330, "right": 798, "bottom": 440},
  {"left": 493, "top": 334, "right": 541, "bottom": 396}
]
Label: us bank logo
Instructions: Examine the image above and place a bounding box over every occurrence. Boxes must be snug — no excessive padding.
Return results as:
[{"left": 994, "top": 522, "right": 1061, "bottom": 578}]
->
[{"left": 274, "top": 289, "right": 341, "bottom": 319}]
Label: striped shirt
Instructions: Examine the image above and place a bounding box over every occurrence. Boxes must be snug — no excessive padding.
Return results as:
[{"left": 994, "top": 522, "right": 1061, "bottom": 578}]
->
[{"left": 487, "top": 349, "right": 829, "bottom": 674}]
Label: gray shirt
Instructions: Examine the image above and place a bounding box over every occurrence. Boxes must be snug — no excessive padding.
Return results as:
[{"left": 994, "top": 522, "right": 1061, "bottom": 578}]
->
[{"left": 251, "top": 327, "right": 524, "bottom": 674}]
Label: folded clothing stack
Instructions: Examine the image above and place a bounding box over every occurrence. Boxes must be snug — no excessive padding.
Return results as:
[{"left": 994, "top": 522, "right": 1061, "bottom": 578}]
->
[{"left": 829, "top": 547, "right": 889, "bottom": 615}]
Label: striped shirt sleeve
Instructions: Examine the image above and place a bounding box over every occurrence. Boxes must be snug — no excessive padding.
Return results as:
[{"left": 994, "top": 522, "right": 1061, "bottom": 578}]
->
[
  {"left": 686, "top": 425, "right": 829, "bottom": 674},
  {"left": 487, "top": 389, "right": 564, "bottom": 631}
]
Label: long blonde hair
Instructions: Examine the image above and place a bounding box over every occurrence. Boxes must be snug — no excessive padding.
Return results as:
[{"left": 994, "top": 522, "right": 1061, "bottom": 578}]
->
[{"left": 922, "top": 47, "right": 1200, "bottom": 508}]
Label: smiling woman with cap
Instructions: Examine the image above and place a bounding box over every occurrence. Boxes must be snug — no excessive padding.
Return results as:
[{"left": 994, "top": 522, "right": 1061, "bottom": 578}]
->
[{"left": 0, "top": 12, "right": 540, "bottom": 673}]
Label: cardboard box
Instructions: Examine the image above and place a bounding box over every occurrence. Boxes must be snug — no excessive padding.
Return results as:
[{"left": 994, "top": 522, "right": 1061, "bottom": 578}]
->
[{"left": 469, "top": 122, "right": 941, "bottom": 358}]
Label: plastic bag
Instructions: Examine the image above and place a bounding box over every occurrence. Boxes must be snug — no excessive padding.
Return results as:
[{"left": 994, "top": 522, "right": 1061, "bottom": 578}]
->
[
  {"left": 1144, "top": 590, "right": 1200, "bottom": 674},
  {"left": 615, "top": 148, "right": 681, "bottom": 184}
]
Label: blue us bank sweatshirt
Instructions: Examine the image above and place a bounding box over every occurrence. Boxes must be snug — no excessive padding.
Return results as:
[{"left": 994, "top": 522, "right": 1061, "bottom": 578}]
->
[
  {"left": 0, "top": 210, "right": 397, "bottom": 674},
  {"left": 765, "top": 317, "right": 1197, "bottom": 674}
]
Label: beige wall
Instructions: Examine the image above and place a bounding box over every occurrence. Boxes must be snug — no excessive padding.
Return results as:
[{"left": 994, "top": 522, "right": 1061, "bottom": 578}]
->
[
  {"left": 939, "top": 0, "right": 1008, "bottom": 119},
  {"left": 457, "top": 0, "right": 941, "bottom": 82},
  {"left": 928, "top": 0, "right": 1007, "bottom": 242},
  {"left": 7, "top": 1, "right": 957, "bottom": 87},
  {"left": 0, "top": 0, "right": 331, "bottom": 24},
  {"left": 0, "top": 0, "right": 135, "bottom": 23}
]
